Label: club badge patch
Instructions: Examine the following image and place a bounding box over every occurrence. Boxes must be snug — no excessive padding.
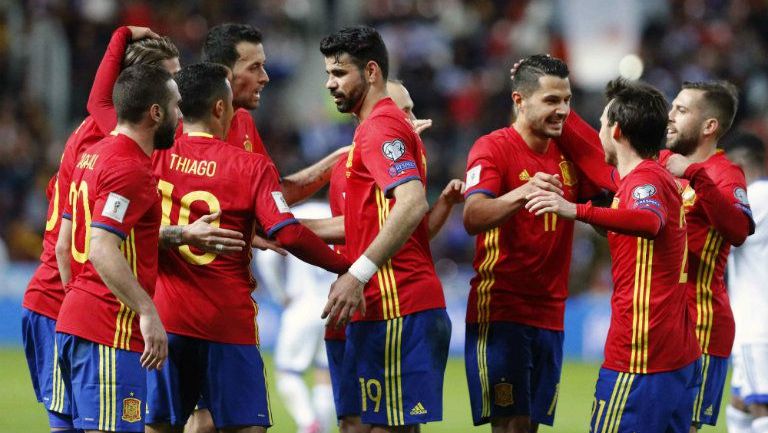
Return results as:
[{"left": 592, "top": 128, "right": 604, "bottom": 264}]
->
[
  {"left": 494, "top": 382, "right": 514, "bottom": 407},
  {"left": 122, "top": 396, "right": 142, "bottom": 423},
  {"left": 382, "top": 139, "right": 406, "bottom": 161},
  {"left": 734, "top": 187, "right": 749, "bottom": 205},
  {"left": 102, "top": 192, "right": 130, "bottom": 223},
  {"left": 632, "top": 184, "right": 657, "bottom": 200},
  {"left": 559, "top": 161, "right": 577, "bottom": 186},
  {"left": 388, "top": 160, "right": 417, "bottom": 177}
]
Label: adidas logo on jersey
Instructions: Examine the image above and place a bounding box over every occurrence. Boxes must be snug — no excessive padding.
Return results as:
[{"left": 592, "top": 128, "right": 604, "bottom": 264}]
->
[
  {"left": 704, "top": 405, "right": 713, "bottom": 416},
  {"left": 519, "top": 169, "right": 531, "bottom": 181},
  {"left": 410, "top": 402, "right": 428, "bottom": 415}
]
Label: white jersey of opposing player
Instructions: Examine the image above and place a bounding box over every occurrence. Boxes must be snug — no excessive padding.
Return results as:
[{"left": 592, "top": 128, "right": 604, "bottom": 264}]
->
[
  {"left": 255, "top": 200, "right": 336, "bottom": 372},
  {"left": 728, "top": 178, "right": 768, "bottom": 346}
]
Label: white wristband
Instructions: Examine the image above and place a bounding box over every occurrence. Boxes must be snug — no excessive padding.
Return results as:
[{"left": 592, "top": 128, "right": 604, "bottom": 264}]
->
[{"left": 349, "top": 255, "right": 378, "bottom": 283}]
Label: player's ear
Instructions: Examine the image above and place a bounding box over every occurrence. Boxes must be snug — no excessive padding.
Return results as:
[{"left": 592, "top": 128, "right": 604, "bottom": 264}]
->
[
  {"left": 365, "top": 60, "right": 378, "bottom": 83},
  {"left": 149, "top": 103, "right": 163, "bottom": 123},
  {"left": 511, "top": 91, "right": 523, "bottom": 107},
  {"left": 701, "top": 117, "right": 719, "bottom": 138},
  {"left": 611, "top": 123, "right": 622, "bottom": 140},
  {"left": 213, "top": 99, "right": 225, "bottom": 120}
]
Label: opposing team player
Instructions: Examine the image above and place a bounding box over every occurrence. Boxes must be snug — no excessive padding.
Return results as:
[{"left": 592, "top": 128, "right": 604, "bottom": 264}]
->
[
  {"left": 319, "top": 26, "right": 451, "bottom": 432},
  {"left": 461, "top": 55, "right": 600, "bottom": 433},
  {"left": 555, "top": 80, "right": 754, "bottom": 431},
  {"left": 144, "top": 62, "right": 350, "bottom": 433},
  {"left": 525, "top": 78, "right": 701, "bottom": 432},
  {"left": 54, "top": 64, "right": 180, "bottom": 432},
  {"left": 723, "top": 133, "right": 768, "bottom": 433}
]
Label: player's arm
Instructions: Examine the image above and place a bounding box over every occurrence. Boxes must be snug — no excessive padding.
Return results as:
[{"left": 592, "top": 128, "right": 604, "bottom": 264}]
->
[
  {"left": 281, "top": 146, "right": 351, "bottom": 205},
  {"left": 299, "top": 216, "right": 345, "bottom": 244},
  {"left": 463, "top": 172, "right": 563, "bottom": 235},
  {"left": 55, "top": 217, "right": 73, "bottom": 285},
  {"left": 428, "top": 179, "right": 464, "bottom": 239},
  {"left": 87, "top": 26, "right": 159, "bottom": 134},
  {"left": 556, "top": 111, "right": 619, "bottom": 191},
  {"left": 88, "top": 227, "right": 167, "bottom": 370},
  {"left": 666, "top": 155, "right": 754, "bottom": 245},
  {"left": 158, "top": 210, "right": 246, "bottom": 253},
  {"left": 323, "top": 179, "right": 428, "bottom": 327},
  {"left": 526, "top": 191, "right": 663, "bottom": 239}
]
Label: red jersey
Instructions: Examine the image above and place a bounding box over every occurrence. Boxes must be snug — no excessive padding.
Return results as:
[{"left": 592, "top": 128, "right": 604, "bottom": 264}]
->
[
  {"left": 325, "top": 155, "right": 348, "bottom": 340},
  {"left": 227, "top": 109, "right": 269, "bottom": 157},
  {"left": 23, "top": 117, "right": 107, "bottom": 319},
  {"left": 344, "top": 97, "right": 445, "bottom": 321},
  {"left": 602, "top": 160, "right": 700, "bottom": 373},
  {"left": 56, "top": 134, "right": 162, "bottom": 353},
  {"left": 152, "top": 132, "right": 298, "bottom": 344},
  {"left": 659, "top": 150, "right": 747, "bottom": 357},
  {"left": 464, "top": 127, "right": 599, "bottom": 330}
]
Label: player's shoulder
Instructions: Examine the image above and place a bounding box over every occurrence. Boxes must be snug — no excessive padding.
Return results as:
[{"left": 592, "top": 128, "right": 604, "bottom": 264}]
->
[
  {"left": 232, "top": 108, "right": 255, "bottom": 128},
  {"left": 470, "top": 127, "right": 514, "bottom": 156},
  {"left": 707, "top": 150, "right": 746, "bottom": 183}
]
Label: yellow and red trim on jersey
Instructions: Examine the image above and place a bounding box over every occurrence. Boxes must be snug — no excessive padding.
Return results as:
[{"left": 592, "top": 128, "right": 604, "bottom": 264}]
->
[
  {"left": 113, "top": 230, "right": 137, "bottom": 350},
  {"left": 695, "top": 229, "right": 722, "bottom": 353},
  {"left": 630, "top": 238, "right": 654, "bottom": 374},
  {"left": 375, "top": 188, "right": 401, "bottom": 320}
]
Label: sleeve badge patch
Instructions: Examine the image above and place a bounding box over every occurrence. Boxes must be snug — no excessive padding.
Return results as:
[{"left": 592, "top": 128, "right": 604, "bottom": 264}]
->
[
  {"left": 466, "top": 165, "right": 481, "bottom": 188},
  {"left": 382, "top": 139, "right": 406, "bottom": 161},
  {"left": 734, "top": 187, "right": 749, "bottom": 205},
  {"left": 632, "top": 184, "right": 657, "bottom": 200},
  {"left": 102, "top": 192, "right": 130, "bottom": 223},
  {"left": 271, "top": 191, "right": 291, "bottom": 213}
]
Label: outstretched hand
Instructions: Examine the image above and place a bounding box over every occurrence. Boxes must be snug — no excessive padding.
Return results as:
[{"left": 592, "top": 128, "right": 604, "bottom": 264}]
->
[{"left": 184, "top": 210, "right": 246, "bottom": 254}]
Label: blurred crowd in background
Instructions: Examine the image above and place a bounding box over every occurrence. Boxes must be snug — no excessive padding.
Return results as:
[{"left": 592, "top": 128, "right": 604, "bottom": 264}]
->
[{"left": 1, "top": 0, "right": 768, "bottom": 297}]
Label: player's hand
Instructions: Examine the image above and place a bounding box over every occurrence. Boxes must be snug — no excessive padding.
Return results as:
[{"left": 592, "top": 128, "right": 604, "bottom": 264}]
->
[
  {"left": 665, "top": 154, "right": 693, "bottom": 178},
  {"left": 410, "top": 118, "right": 433, "bottom": 135},
  {"left": 127, "top": 26, "right": 160, "bottom": 41},
  {"left": 251, "top": 233, "right": 287, "bottom": 256},
  {"left": 524, "top": 190, "right": 577, "bottom": 219},
  {"left": 440, "top": 179, "right": 466, "bottom": 204},
  {"left": 139, "top": 312, "right": 168, "bottom": 371},
  {"left": 522, "top": 172, "right": 564, "bottom": 198},
  {"left": 323, "top": 272, "right": 366, "bottom": 328},
  {"left": 183, "top": 211, "right": 246, "bottom": 254},
  {"left": 510, "top": 54, "right": 551, "bottom": 80}
]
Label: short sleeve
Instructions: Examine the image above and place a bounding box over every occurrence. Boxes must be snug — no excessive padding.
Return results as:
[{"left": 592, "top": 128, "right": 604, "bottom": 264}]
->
[
  {"left": 624, "top": 170, "right": 668, "bottom": 226},
  {"left": 251, "top": 158, "right": 298, "bottom": 237},
  {"left": 715, "top": 164, "right": 751, "bottom": 214},
  {"left": 90, "top": 163, "right": 158, "bottom": 239},
  {"left": 464, "top": 137, "right": 502, "bottom": 199},
  {"left": 359, "top": 117, "right": 422, "bottom": 197}
]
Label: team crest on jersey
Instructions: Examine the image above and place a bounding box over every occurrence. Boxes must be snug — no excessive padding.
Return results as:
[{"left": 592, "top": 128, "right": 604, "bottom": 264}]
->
[
  {"left": 734, "top": 187, "right": 749, "bottom": 205},
  {"left": 559, "top": 161, "right": 577, "bottom": 186},
  {"left": 682, "top": 185, "right": 696, "bottom": 208},
  {"left": 611, "top": 197, "right": 620, "bottom": 209},
  {"left": 382, "top": 139, "right": 406, "bottom": 161},
  {"left": 243, "top": 134, "right": 253, "bottom": 152},
  {"left": 494, "top": 382, "right": 514, "bottom": 407},
  {"left": 632, "top": 184, "right": 657, "bottom": 200},
  {"left": 121, "top": 396, "right": 142, "bottom": 423}
]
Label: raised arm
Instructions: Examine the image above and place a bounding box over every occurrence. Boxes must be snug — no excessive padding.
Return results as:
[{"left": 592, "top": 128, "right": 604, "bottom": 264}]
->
[
  {"left": 282, "top": 146, "right": 351, "bottom": 205},
  {"left": 427, "top": 179, "right": 464, "bottom": 239},
  {"left": 557, "top": 111, "right": 619, "bottom": 191}
]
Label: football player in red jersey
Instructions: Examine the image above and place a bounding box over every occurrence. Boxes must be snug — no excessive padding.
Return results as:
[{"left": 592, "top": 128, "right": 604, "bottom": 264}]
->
[
  {"left": 553, "top": 79, "right": 754, "bottom": 432},
  {"left": 526, "top": 78, "right": 701, "bottom": 433},
  {"left": 461, "top": 55, "right": 600, "bottom": 433},
  {"left": 318, "top": 26, "right": 451, "bottom": 432},
  {"left": 54, "top": 64, "right": 180, "bottom": 433}
]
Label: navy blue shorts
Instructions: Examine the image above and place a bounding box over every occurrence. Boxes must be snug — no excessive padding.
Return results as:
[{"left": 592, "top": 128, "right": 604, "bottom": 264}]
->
[
  {"left": 348, "top": 308, "right": 450, "bottom": 426},
  {"left": 692, "top": 353, "right": 728, "bottom": 427},
  {"left": 56, "top": 332, "right": 146, "bottom": 432},
  {"left": 146, "top": 333, "right": 272, "bottom": 428},
  {"left": 589, "top": 360, "right": 701, "bottom": 433},
  {"left": 326, "top": 337, "right": 361, "bottom": 419},
  {"left": 21, "top": 309, "right": 72, "bottom": 428},
  {"left": 465, "top": 321, "right": 563, "bottom": 426}
]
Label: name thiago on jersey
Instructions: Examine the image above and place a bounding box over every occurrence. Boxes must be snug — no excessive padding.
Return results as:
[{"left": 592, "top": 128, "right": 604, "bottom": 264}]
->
[{"left": 168, "top": 153, "right": 217, "bottom": 178}]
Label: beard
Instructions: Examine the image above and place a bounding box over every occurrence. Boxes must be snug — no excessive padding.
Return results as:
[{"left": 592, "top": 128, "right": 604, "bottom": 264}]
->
[
  {"left": 666, "top": 130, "right": 698, "bottom": 156},
  {"left": 153, "top": 117, "right": 177, "bottom": 150},
  {"left": 332, "top": 80, "right": 369, "bottom": 114},
  {"left": 529, "top": 112, "right": 566, "bottom": 139}
]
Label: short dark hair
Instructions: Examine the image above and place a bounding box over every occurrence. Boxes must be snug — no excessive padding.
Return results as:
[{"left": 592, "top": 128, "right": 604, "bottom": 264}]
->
[
  {"left": 681, "top": 80, "right": 739, "bottom": 139},
  {"left": 605, "top": 78, "right": 669, "bottom": 158},
  {"left": 320, "top": 26, "right": 389, "bottom": 80},
  {"left": 175, "top": 63, "right": 230, "bottom": 122},
  {"left": 722, "top": 131, "right": 765, "bottom": 166},
  {"left": 202, "top": 23, "right": 263, "bottom": 70},
  {"left": 124, "top": 36, "right": 179, "bottom": 69},
  {"left": 113, "top": 64, "right": 174, "bottom": 124},
  {"left": 511, "top": 54, "right": 569, "bottom": 96}
]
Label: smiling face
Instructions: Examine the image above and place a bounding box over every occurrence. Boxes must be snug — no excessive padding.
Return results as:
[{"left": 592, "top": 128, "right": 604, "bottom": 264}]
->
[
  {"left": 515, "top": 75, "right": 571, "bottom": 139},
  {"left": 324, "top": 53, "right": 369, "bottom": 115},
  {"left": 667, "top": 88, "right": 705, "bottom": 156},
  {"left": 231, "top": 42, "right": 269, "bottom": 110}
]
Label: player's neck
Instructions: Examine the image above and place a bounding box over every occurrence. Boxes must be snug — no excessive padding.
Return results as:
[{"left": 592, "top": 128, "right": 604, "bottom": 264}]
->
[
  {"left": 114, "top": 124, "right": 154, "bottom": 157},
  {"left": 511, "top": 121, "right": 549, "bottom": 153},
  {"left": 183, "top": 122, "right": 222, "bottom": 140},
  {"left": 686, "top": 139, "right": 718, "bottom": 163},
  {"left": 616, "top": 146, "right": 645, "bottom": 179},
  {"left": 356, "top": 85, "right": 388, "bottom": 122}
]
